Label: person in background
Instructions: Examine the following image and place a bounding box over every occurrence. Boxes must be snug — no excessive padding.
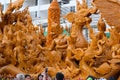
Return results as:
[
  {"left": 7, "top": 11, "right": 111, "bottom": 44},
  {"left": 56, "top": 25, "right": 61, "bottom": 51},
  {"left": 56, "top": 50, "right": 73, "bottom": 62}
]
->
[
  {"left": 41, "top": 68, "right": 52, "bottom": 80},
  {"left": 38, "top": 74, "right": 43, "bottom": 80},
  {"left": 108, "top": 71, "right": 120, "bottom": 80},
  {"left": 86, "top": 75, "right": 95, "bottom": 80},
  {"left": 16, "top": 73, "right": 25, "bottom": 80},
  {"left": 99, "top": 77, "right": 106, "bottom": 80},
  {"left": 55, "top": 72, "right": 64, "bottom": 80},
  {"left": 108, "top": 76, "right": 115, "bottom": 80},
  {"left": 25, "top": 74, "right": 31, "bottom": 80}
]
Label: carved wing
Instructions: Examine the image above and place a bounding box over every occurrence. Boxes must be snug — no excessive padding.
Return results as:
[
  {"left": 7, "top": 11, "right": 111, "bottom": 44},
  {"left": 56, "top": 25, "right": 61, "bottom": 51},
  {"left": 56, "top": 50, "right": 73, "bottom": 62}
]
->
[{"left": 93, "top": 0, "right": 120, "bottom": 29}]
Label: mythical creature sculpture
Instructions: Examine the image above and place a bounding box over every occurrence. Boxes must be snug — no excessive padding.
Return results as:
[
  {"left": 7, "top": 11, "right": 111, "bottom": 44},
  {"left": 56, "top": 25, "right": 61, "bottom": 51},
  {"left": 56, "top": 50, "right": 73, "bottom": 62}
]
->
[
  {"left": 64, "top": 0, "right": 97, "bottom": 48},
  {"left": 0, "top": 0, "right": 120, "bottom": 79}
]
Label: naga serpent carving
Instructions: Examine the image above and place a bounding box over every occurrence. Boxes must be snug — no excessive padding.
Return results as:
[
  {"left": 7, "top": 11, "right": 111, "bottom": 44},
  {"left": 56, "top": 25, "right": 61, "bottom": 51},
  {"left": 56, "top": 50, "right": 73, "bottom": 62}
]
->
[{"left": 0, "top": 0, "right": 119, "bottom": 79}]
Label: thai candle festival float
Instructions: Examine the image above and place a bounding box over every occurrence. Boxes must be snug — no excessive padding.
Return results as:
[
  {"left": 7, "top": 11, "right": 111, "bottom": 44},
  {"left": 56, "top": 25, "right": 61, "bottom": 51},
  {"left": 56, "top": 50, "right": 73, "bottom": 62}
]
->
[{"left": 0, "top": 0, "right": 120, "bottom": 79}]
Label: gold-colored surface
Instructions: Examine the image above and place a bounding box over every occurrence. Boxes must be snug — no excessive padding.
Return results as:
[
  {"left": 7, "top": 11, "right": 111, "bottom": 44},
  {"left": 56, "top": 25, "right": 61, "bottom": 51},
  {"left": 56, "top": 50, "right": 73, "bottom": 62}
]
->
[
  {"left": 0, "top": 0, "right": 120, "bottom": 79},
  {"left": 94, "top": 0, "right": 120, "bottom": 31},
  {"left": 46, "top": 0, "right": 62, "bottom": 47}
]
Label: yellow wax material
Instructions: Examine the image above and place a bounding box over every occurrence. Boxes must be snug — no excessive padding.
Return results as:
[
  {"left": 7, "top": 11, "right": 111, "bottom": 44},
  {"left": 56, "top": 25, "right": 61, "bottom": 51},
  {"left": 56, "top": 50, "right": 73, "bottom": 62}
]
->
[{"left": 46, "top": 0, "right": 61, "bottom": 47}]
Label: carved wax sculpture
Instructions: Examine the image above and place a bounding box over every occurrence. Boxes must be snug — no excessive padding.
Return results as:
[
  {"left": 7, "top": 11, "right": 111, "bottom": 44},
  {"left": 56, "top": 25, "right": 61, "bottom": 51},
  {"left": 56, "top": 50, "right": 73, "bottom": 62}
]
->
[
  {"left": 0, "top": 0, "right": 120, "bottom": 79},
  {"left": 46, "top": 0, "right": 62, "bottom": 47},
  {"left": 93, "top": 0, "right": 120, "bottom": 32},
  {"left": 64, "top": 0, "right": 97, "bottom": 48}
]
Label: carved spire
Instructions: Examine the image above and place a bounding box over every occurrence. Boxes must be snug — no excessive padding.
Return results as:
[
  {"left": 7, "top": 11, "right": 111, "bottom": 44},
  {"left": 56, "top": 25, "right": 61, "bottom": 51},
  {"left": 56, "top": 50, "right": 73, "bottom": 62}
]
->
[
  {"left": 46, "top": 0, "right": 61, "bottom": 47},
  {"left": 53, "top": 0, "right": 57, "bottom": 2}
]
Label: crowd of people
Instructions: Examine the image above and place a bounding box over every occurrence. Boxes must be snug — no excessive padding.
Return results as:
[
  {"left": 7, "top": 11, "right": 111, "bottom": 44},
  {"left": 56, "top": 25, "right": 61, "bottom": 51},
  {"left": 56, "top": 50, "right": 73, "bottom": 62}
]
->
[
  {"left": 0, "top": 68, "right": 119, "bottom": 80},
  {"left": 0, "top": 69, "right": 65, "bottom": 80},
  {"left": 0, "top": 73, "right": 120, "bottom": 80},
  {"left": 0, "top": 72, "right": 64, "bottom": 80}
]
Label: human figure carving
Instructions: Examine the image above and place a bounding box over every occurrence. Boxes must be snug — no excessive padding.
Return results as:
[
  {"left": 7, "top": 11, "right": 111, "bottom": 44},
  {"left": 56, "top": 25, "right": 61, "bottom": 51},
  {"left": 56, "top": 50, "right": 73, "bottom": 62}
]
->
[{"left": 0, "top": 0, "right": 120, "bottom": 79}]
